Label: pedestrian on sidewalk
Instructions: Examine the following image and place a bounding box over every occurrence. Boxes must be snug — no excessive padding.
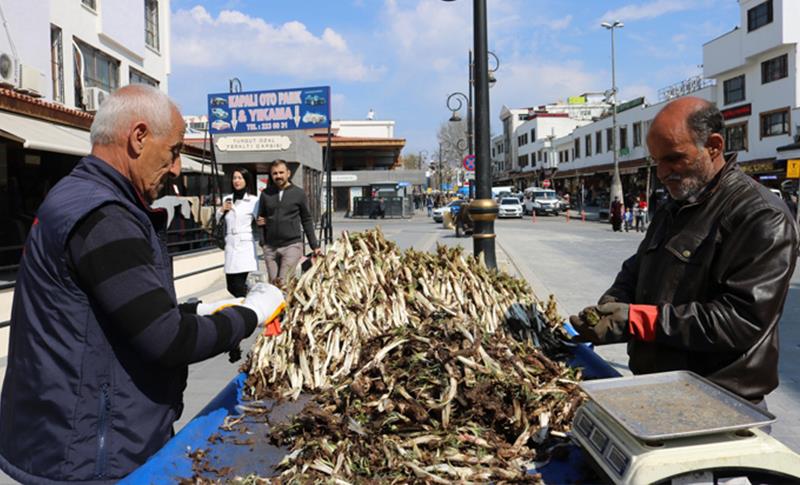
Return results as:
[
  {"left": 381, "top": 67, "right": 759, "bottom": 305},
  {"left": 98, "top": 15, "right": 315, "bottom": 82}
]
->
[
  {"left": 256, "top": 160, "right": 321, "bottom": 285},
  {"left": 623, "top": 207, "right": 633, "bottom": 232},
  {"left": 634, "top": 196, "right": 648, "bottom": 232},
  {"left": 426, "top": 195, "right": 433, "bottom": 217},
  {"left": 0, "top": 85, "right": 280, "bottom": 483},
  {"left": 217, "top": 167, "right": 259, "bottom": 297},
  {"left": 610, "top": 196, "right": 623, "bottom": 231},
  {"left": 569, "top": 97, "right": 799, "bottom": 408}
]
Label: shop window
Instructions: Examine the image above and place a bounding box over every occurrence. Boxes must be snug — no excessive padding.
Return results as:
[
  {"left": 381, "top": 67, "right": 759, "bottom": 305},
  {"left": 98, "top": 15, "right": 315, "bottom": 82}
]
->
[
  {"left": 606, "top": 128, "right": 613, "bottom": 152},
  {"left": 76, "top": 39, "right": 120, "bottom": 94},
  {"left": 633, "top": 122, "right": 642, "bottom": 147},
  {"left": 585, "top": 135, "right": 592, "bottom": 157},
  {"left": 574, "top": 138, "right": 580, "bottom": 159},
  {"left": 761, "top": 54, "right": 787, "bottom": 84},
  {"left": 50, "top": 25, "right": 64, "bottom": 103},
  {"left": 130, "top": 68, "right": 159, "bottom": 87},
  {"left": 760, "top": 108, "right": 789, "bottom": 137},
  {"left": 723, "top": 75, "right": 745, "bottom": 105},
  {"left": 619, "top": 126, "right": 628, "bottom": 150},
  {"left": 145, "top": 0, "right": 160, "bottom": 51},
  {"left": 724, "top": 122, "right": 748, "bottom": 152},
  {"left": 747, "top": 0, "right": 773, "bottom": 32},
  {"left": 595, "top": 130, "right": 602, "bottom": 154}
]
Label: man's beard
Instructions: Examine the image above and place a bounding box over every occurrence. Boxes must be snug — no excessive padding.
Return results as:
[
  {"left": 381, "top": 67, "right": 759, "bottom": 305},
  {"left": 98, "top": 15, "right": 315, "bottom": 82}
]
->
[{"left": 664, "top": 174, "right": 706, "bottom": 201}]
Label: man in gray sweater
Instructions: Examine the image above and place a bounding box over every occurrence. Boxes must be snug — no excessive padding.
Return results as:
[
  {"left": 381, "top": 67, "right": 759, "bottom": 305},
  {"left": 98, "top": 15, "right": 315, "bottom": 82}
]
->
[{"left": 256, "top": 160, "right": 321, "bottom": 284}]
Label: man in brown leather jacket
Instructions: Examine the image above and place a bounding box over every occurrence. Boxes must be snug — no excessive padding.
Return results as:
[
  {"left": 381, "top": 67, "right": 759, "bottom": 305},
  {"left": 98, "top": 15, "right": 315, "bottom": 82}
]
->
[{"left": 570, "top": 97, "right": 798, "bottom": 404}]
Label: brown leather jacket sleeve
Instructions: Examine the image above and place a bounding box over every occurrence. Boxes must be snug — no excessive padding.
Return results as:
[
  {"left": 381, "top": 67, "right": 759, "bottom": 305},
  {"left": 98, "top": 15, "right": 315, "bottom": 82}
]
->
[{"left": 656, "top": 207, "right": 798, "bottom": 352}]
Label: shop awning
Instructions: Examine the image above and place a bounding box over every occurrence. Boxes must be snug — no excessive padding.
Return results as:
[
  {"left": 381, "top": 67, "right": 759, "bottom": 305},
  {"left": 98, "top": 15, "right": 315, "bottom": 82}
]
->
[{"left": 0, "top": 110, "right": 91, "bottom": 156}]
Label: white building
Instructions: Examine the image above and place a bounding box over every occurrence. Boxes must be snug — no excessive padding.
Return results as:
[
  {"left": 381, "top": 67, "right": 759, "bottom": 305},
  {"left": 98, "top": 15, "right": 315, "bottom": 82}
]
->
[
  {"left": 499, "top": 0, "right": 800, "bottom": 200},
  {"left": 495, "top": 94, "right": 610, "bottom": 187},
  {"left": 0, "top": 0, "right": 170, "bottom": 108}
]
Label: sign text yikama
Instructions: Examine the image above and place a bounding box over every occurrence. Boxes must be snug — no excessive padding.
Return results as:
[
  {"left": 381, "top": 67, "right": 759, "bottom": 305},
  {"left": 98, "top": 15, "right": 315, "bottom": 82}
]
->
[{"left": 207, "top": 86, "right": 331, "bottom": 134}]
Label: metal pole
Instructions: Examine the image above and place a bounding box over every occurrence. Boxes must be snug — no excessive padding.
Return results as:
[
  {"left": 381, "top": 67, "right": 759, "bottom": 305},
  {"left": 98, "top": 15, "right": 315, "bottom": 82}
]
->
[
  {"left": 439, "top": 142, "right": 443, "bottom": 192},
  {"left": 468, "top": 50, "right": 475, "bottom": 200},
  {"left": 608, "top": 23, "right": 623, "bottom": 212},
  {"left": 325, "top": 121, "right": 333, "bottom": 244},
  {"left": 469, "top": 0, "right": 497, "bottom": 268}
]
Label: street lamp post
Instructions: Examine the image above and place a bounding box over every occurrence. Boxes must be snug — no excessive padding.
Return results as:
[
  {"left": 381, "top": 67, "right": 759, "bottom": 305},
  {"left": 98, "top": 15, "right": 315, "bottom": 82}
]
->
[
  {"left": 442, "top": 0, "right": 498, "bottom": 268},
  {"left": 602, "top": 20, "right": 624, "bottom": 213},
  {"left": 448, "top": 50, "right": 499, "bottom": 201}
]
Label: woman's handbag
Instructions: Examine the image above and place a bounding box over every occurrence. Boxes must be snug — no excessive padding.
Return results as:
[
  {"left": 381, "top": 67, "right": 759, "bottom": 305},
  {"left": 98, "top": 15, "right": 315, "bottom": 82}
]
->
[{"left": 212, "top": 216, "right": 226, "bottom": 250}]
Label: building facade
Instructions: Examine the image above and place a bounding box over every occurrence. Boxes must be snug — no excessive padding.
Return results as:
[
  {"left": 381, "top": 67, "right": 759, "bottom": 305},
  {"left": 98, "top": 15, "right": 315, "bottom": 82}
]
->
[
  {"left": 497, "top": 0, "right": 800, "bottom": 207},
  {"left": 0, "top": 0, "right": 172, "bottom": 292}
]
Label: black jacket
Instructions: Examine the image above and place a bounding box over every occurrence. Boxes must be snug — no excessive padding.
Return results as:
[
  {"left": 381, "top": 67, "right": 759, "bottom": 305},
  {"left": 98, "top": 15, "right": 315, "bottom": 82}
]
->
[
  {"left": 602, "top": 156, "right": 798, "bottom": 401},
  {"left": 258, "top": 184, "right": 319, "bottom": 249}
]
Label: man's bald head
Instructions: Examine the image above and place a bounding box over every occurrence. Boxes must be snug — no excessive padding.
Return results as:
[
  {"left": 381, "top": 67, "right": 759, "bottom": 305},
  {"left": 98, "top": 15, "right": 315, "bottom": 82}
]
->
[{"left": 90, "top": 84, "right": 180, "bottom": 146}]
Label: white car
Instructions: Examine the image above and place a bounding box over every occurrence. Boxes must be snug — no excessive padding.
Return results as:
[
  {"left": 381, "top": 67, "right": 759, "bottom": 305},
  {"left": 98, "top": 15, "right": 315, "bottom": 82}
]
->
[
  {"left": 432, "top": 200, "right": 459, "bottom": 223},
  {"left": 211, "top": 119, "right": 231, "bottom": 131},
  {"left": 302, "top": 111, "right": 327, "bottom": 124},
  {"left": 498, "top": 197, "right": 523, "bottom": 218},
  {"left": 523, "top": 188, "right": 560, "bottom": 216}
]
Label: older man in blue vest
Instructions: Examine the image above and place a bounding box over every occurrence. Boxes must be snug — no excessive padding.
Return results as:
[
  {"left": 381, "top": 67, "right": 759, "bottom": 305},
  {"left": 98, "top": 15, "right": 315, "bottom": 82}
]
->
[{"left": 0, "top": 85, "right": 281, "bottom": 483}]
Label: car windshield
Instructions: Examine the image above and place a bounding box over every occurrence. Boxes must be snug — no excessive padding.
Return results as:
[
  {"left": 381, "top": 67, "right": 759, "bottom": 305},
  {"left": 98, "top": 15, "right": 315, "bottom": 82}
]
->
[
  {"left": 501, "top": 198, "right": 519, "bottom": 205},
  {"left": 531, "top": 190, "right": 557, "bottom": 200}
]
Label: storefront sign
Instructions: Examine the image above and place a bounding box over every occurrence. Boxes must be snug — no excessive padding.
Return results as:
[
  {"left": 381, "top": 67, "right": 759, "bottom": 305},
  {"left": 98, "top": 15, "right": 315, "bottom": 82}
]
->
[
  {"left": 207, "top": 86, "right": 331, "bottom": 134},
  {"left": 215, "top": 135, "right": 292, "bottom": 152},
  {"left": 787, "top": 159, "right": 800, "bottom": 179},
  {"left": 722, "top": 103, "right": 751, "bottom": 120},
  {"left": 740, "top": 161, "right": 775, "bottom": 174}
]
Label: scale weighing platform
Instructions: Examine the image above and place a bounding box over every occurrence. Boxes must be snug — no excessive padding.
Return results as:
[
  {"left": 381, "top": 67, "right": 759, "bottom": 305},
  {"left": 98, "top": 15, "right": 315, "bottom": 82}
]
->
[{"left": 572, "top": 371, "right": 800, "bottom": 484}]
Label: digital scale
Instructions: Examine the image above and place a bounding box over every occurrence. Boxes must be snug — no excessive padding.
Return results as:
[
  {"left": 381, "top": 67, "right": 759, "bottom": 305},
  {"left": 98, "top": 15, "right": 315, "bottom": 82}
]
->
[{"left": 572, "top": 371, "right": 800, "bottom": 484}]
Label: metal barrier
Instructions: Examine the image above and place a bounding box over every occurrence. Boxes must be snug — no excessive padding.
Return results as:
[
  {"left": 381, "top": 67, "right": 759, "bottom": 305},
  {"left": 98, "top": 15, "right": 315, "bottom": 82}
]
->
[{"left": 351, "top": 197, "right": 413, "bottom": 218}]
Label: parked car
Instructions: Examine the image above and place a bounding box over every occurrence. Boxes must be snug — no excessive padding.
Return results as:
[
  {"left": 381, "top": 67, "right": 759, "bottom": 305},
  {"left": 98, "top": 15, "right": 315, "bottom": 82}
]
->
[
  {"left": 498, "top": 197, "right": 523, "bottom": 218},
  {"left": 523, "top": 187, "right": 560, "bottom": 216},
  {"left": 432, "top": 200, "right": 459, "bottom": 223}
]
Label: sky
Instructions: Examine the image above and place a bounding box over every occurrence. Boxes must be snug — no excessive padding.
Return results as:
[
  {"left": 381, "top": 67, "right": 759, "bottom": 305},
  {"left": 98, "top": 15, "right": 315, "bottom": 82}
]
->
[{"left": 168, "top": 0, "right": 741, "bottom": 155}]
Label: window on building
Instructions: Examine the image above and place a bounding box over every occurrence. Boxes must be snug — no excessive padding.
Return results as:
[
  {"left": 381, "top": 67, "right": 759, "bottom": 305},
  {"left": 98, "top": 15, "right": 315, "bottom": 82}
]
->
[
  {"left": 82, "top": 0, "right": 96, "bottom": 10},
  {"left": 574, "top": 138, "right": 580, "bottom": 158},
  {"left": 130, "top": 68, "right": 159, "bottom": 87},
  {"left": 145, "top": 0, "right": 160, "bottom": 51},
  {"left": 606, "top": 128, "right": 613, "bottom": 152},
  {"left": 723, "top": 75, "right": 746, "bottom": 105},
  {"left": 518, "top": 154, "right": 528, "bottom": 167},
  {"left": 633, "top": 122, "right": 642, "bottom": 147},
  {"left": 760, "top": 108, "right": 789, "bottom": 137},
  {"left": 50, "top": 25, "right": 64, "bottom": 104},
  {"left": 724, "top": 122, "right": 748, "bottom": 152},
  {"left": 585, "top": 135, "right": 592, "bottom": 157},
  {"left": 762, "top": 54, "right": 788, "bottom": 84},
  {"left": 530, "top": 128, "right": 536, "bottom": 141},
  {"left": 619, "top": 126, "right": 628, "bottom": 150},
  {"left": 595, "top": 130, "right": 602, "bottom": 154},
  {"left": 77, "top": 40, "right": 120, "bottom": 93},
  {"left": 518, "top": 114, "right": 528, "bottom": 121},
  {"left": 747, "top": 0, "right": 773, "bottom": 32}
]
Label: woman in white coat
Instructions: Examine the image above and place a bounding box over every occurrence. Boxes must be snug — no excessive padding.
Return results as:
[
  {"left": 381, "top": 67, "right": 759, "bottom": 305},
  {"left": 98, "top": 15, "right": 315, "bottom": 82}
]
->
[{"left": 217, "top": 168, "right": 259, "bottom": 297}]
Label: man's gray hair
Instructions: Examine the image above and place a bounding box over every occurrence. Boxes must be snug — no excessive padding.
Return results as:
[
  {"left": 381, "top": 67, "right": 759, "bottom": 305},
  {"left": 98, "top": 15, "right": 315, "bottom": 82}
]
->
[
  {"left": 687, "top": 102, "right": 724, "bottom": 147},
  {"left": 90, "top": 84, "right": 178, "bottom": 145}
]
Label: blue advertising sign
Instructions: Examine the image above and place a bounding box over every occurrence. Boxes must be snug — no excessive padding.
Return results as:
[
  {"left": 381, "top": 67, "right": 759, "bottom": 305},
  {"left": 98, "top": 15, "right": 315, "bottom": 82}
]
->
[{"left": 207, "top": 86, "right": 330, "bottom": 134}]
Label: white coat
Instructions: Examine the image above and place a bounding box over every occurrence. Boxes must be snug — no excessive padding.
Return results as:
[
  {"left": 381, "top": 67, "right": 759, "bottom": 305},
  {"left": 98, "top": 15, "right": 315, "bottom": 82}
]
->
[{"left": 216, "top": 193, "right": 259, "bottom": 274}]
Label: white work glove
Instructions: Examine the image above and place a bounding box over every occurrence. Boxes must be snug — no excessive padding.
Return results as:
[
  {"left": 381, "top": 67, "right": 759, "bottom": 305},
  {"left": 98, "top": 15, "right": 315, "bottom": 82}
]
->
[
  {"left": 241, "top": 283, "right": 286, "bottom": 325},
  {"left": 196, "top": 298, "right": 244, "bottom": 315}
]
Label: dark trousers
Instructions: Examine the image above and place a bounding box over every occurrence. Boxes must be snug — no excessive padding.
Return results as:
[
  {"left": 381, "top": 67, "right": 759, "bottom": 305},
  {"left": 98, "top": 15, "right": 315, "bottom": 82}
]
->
[{"left": 226, "top": 272, "right": 249, "bottom": 298}]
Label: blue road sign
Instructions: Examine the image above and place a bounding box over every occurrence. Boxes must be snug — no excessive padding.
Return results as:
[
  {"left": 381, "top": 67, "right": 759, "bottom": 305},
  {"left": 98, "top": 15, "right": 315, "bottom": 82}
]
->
[{"left": 207, "top": 86, "right": 331, "bottom": 134}]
